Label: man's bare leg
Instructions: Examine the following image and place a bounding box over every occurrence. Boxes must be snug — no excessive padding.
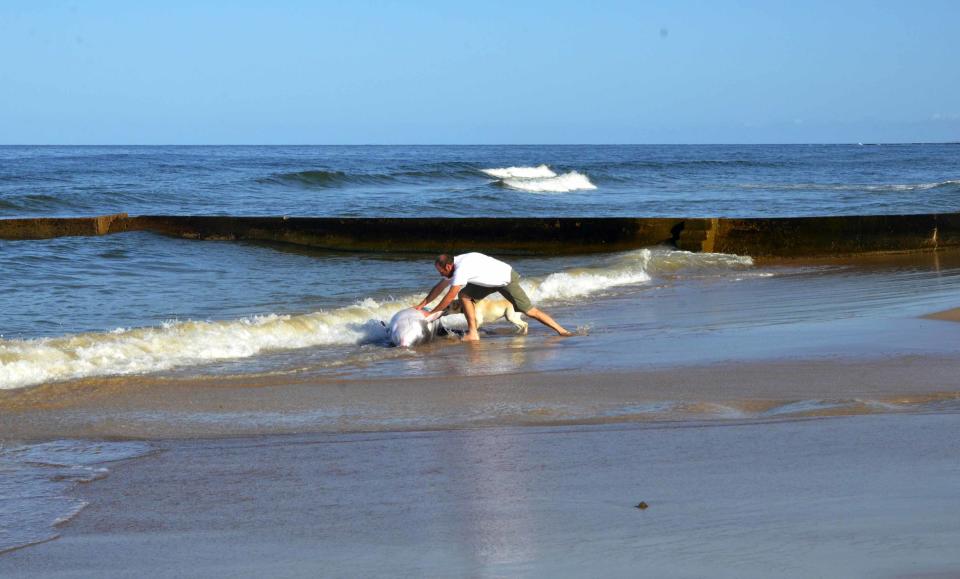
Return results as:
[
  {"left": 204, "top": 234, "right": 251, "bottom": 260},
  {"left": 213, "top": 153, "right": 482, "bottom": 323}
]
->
[
  {"left": 525, "top": 307, "right": 574, "bottom": 336},
  {"left": 461, "top": 296, "right": 481, "bottom": 341}
]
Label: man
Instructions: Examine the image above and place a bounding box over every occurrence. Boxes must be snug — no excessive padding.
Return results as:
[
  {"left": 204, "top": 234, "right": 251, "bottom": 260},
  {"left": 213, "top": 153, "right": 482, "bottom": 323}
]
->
[{"left": 414, "top": 252, "right": 573, "bottom": 341}]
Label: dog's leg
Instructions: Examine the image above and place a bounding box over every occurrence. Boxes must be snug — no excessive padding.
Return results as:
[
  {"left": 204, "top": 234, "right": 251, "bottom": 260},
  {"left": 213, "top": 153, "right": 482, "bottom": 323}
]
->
[
  {"left": 505, "top": 307, "right": 528, "bottom": 335},
  {"left": 474, "top": 309, "right": 485, "bottom": 331}
]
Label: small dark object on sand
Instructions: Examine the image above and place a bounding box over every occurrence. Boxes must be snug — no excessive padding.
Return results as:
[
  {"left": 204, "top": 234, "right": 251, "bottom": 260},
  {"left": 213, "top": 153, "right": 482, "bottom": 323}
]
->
[{"left": 635, "top": 501, "right": 649, "bottom": 510}]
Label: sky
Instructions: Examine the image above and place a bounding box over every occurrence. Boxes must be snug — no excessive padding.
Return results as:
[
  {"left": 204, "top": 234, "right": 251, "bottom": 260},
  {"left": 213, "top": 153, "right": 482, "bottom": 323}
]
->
[{"left": 1, "top": 0, "right": 958, "bottom": 144}]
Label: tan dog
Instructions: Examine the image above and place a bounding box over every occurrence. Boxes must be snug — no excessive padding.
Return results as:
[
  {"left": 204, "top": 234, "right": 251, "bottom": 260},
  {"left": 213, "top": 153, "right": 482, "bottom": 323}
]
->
[{"left": 447, "top": 298, "right": 528, "bottom": 334}]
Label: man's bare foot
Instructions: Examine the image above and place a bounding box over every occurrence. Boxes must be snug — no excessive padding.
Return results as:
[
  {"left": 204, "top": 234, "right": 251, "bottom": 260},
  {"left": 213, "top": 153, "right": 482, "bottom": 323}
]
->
[
  {"left": 462, "top": 332, "right": 480, "bottom": 342},
  {"left": 557, "top": 330, "right": 574, "bottom": 337}
]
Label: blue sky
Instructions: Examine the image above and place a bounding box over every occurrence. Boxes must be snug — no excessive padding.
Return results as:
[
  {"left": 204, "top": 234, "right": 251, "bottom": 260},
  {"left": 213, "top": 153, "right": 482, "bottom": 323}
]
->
[{"left": 1, "top": 0, "right": 958, "bottom": 144}]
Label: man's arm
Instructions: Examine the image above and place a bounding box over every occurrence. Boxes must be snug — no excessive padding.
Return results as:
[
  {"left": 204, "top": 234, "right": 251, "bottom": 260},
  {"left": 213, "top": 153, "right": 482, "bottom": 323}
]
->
[
  {"left": 415, "top": 278, "right": 451, "bottom": 310},
  {"left": 428, "top": 284, "right": 463, "bottom": 315}
]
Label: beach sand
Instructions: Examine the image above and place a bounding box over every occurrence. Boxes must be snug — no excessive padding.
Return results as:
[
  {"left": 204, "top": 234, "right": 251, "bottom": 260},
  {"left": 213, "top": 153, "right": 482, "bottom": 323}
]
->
[{"left": 2, "top": 413, "right": 959, "bottom": 578}]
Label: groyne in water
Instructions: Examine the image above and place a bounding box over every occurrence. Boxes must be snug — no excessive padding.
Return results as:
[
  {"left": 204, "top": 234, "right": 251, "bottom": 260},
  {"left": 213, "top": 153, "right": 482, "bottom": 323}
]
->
[{"left": 1, "top": 213, "right": 958, "bottom": 257}]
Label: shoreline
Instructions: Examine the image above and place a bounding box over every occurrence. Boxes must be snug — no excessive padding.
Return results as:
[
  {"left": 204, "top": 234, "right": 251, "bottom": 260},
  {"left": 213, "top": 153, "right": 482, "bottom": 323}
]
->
[{"left": 3, "top": 350, "right": 959, "bottom": 440}]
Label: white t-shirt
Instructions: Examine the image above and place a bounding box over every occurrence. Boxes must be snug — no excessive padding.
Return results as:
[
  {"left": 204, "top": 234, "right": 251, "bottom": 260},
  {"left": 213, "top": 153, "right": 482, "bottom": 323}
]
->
[{"left": 450, "top": 253, "right": 512, "bottom": 288}]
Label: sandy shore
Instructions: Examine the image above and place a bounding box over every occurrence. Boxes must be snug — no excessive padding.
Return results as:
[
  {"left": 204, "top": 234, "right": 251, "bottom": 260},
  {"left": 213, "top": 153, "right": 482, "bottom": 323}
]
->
[{"left": 2, "top": 413, "right": 959, "bottom": 578}]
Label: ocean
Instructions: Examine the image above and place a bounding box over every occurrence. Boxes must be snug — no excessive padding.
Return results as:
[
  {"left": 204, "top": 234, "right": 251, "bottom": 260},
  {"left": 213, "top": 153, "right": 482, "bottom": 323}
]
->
[
  {"left": 2, "top": 144, "right": 960, "bottom": 556},
  {"left": 2, "top": 144, "right": 959, "bottom": 218}
]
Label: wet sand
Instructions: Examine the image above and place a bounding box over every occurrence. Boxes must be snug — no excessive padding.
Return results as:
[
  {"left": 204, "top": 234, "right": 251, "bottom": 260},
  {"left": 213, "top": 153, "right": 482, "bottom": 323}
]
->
[
  {"left": 3, "top": 414, "right": 959, "bottom": 578},
  {"left": 2, "top": 352, "right": 960, "bottom": 439}
]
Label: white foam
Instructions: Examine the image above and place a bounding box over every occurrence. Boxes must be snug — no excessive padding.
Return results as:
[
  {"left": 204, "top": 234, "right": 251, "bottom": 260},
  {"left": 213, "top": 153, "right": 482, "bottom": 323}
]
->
[
  {"left": 481, "top": 164, "right": 557, "bottom": 179},
  {"left": 0, "top": 300, "right": 409, "bottom": 390},
  {"left": 0, "top": 248, "right": 753, "bottom": 390},
  {"left": 877, "top": 179, "right": 960, "bottom": 191},
  {"left": 502, "top": 171, "right": 597, "bottom": 193},
  {"left": 521, "top": 247, "right": 752, "bottom": 302},
  {"left": 524, "top": 254, "right": 653, "bottom": 302}
]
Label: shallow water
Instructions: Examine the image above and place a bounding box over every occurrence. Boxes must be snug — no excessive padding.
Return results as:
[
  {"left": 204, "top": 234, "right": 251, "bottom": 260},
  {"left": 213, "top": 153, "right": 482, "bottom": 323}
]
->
[
  {"left": 4, "top": 234, "right": 960, "bottom": 391},
  {"left": 0, "top": 235, "right": 759, "bottom": 389},
  {"left": 0, "top": 440, "right": 153, "bottom": 554}
]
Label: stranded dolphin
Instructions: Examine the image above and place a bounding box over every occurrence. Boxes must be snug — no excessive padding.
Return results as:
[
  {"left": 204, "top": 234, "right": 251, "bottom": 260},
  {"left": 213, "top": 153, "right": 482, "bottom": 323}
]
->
[{"left": 387, "top": 308, "right": 445, "bottom": 347}]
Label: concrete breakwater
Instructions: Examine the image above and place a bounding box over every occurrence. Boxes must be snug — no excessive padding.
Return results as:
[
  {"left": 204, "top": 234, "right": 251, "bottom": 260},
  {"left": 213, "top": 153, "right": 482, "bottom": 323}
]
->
[{"left": 1, "top": 213, "right": 958, "bottom": 257}]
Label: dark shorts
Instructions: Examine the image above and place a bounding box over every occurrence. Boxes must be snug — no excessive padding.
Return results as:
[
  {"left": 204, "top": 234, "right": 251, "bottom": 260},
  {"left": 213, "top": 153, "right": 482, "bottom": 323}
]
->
[{"left": 460, "top": 270, "right": 533, "bottom": 313}]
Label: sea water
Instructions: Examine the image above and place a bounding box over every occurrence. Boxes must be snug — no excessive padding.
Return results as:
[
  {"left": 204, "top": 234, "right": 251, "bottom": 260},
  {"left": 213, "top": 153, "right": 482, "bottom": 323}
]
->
[{"left": 2, "top": 144, "right": 959, "bottom": 218}]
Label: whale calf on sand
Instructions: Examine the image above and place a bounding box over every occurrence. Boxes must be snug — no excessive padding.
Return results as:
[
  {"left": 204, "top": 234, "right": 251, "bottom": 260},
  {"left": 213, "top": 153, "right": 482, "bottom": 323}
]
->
[{"left": 388, "top": 308, "right": 445, "bottom": 347}]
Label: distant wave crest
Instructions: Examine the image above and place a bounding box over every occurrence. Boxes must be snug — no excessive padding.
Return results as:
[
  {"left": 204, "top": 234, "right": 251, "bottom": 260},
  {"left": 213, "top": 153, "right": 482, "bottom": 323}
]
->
[
  {"left": 503, "top": 171, "right": 597, "bottom": 193},
  {"left": 873, "top": 179, "right": 960, "bottom": 192},
  {"left": 482, "top": 165, "right": 597, "bottom": 193},
  {"left": 481, "top": 164, "right": 557, "bottom": 179},
  {"left": 739, "top": 179, "right": 960, "bottom": 193}
]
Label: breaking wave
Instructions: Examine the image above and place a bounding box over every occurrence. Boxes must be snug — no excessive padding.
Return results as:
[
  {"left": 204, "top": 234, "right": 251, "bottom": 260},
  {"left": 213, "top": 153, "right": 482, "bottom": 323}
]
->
[
  {"left": 523, "top": 252, "right": 654, "bottom": 301},
  {"left": 502, "top": 171, "right": 597, "bottom": 193},
  {"left": 481, "top": 165, "right": 557, "bottom": 179},
  {"left": 0, "top": 300, "right": 400, "bottom": 390},
  {"left": 479, "top": 165, "right": 596, "bottom": 194},
  {"left": 0, "top": 248, "right": 753, "bottom": 390},
  {"left": 482, "top": 165, "right": 598, "bottom": 193}
]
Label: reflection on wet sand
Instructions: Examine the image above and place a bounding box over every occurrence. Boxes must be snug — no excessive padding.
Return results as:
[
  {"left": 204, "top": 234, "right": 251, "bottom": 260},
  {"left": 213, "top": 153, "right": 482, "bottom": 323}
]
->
[{"left": 446, "top": 428, "right": 538, "bottom": 572}]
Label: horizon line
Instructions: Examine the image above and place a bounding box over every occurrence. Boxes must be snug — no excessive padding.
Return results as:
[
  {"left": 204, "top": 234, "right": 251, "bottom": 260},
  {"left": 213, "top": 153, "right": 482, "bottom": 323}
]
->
[{"left": 1, "top": 142, "right": 958, "bottom": 147}]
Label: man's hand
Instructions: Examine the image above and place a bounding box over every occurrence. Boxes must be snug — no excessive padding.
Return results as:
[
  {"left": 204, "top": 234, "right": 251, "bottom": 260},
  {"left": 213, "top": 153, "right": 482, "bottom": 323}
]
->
[
  {"left": 415, "top": 278, "right": 452, "bottom": 313},
  {"left": 413, "top": 302, "right": 431, "bottom": 316}
]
